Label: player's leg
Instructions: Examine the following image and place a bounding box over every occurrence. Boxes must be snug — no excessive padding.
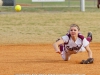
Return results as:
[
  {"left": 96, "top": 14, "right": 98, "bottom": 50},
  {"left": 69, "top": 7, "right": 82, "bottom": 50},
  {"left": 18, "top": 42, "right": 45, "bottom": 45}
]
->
[
  {"left": 59, "top": 45, "right": 72, "bottom": 61},
  {"left": 61, "top": 50, "right": 71, "bottom": 61},
  {"left": 86, "top": 32, "right": 92, "bottom": 42}
]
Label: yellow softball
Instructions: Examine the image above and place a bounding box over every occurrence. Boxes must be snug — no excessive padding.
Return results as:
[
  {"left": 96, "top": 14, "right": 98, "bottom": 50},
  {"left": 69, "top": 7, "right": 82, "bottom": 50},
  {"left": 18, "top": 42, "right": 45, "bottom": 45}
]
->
[{"left": 15, "top": 5, "right": 21, "bottom": 12}]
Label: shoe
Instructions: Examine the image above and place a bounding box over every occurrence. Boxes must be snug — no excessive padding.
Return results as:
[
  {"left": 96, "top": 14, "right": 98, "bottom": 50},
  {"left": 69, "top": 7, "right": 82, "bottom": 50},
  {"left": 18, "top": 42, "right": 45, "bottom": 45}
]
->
[
  {"left": 97, "top": 4, "right": 100, "bottom": 8},
  {"left": 87, "top": 32, "right": 92, "bottom": 42}
]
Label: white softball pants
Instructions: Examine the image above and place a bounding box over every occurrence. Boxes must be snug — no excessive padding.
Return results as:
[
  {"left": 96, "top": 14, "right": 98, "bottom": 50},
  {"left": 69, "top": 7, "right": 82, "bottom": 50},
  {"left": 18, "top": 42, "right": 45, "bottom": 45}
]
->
[
  {"left": 61, "top": 50, "right": 71, "bottom": 61},
  {"left": 61, "top": 50, "right": 79, "bottom": 61}
]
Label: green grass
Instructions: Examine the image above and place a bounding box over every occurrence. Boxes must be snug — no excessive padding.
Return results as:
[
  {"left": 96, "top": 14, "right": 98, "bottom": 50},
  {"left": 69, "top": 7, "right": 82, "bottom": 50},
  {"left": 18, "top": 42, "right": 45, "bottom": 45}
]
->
[
  {"left": 16, "top": 0, "right": 32, "bottom": 4},
  {"left": 15, "top": 0, "right": 96, "bottom": 7},
  {"left": 0, "top": 7, "right": 100, "bottom": 12},
  {"left": 0, "top": 0, "right": 99, "bottom": 45},
  {"left": 0, "top": 0, "right": 97, "bottom": 12},
  {"left": 0, "top": 12, "right": 100, "bottom": 45}
]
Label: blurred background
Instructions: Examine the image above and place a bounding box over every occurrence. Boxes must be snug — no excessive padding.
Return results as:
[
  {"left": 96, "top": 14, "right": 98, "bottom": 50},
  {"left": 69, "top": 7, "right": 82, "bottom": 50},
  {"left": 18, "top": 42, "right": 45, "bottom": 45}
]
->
[{"left": 0, "top": 0, "right": 99, "bottom": 12}]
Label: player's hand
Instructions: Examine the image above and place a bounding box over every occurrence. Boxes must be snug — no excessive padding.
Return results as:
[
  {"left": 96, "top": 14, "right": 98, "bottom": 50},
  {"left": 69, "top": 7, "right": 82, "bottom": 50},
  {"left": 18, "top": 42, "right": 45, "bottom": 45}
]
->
[{"left": 56, "top": 51, "right": 61, "bottom": 54}]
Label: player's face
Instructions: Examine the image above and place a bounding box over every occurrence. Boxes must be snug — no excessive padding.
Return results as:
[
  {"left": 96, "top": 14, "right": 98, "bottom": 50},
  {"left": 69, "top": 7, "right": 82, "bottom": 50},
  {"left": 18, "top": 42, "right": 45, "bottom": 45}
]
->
[{"left": 69, "top": 27, "right": 79, "bottom": 37}]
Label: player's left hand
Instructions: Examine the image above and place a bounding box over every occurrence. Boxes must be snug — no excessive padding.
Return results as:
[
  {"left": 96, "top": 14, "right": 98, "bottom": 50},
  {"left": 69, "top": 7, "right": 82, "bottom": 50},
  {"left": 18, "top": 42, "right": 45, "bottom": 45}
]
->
[
  {"left": 56, "top": 51, "right": 61, "bottom": 54},
  {"left": 80, "top": 58, "right": 94, "bottom": 64}
]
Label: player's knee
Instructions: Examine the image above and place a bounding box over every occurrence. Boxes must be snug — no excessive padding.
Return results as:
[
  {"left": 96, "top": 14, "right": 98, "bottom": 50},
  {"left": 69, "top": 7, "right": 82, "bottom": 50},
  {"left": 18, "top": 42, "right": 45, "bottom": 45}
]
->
[
  {"left": 62, "top": 56, "right": 70, "bottom": 61},
  {"left": 63, "top": 59, "right": 69, "bottom": 61}
]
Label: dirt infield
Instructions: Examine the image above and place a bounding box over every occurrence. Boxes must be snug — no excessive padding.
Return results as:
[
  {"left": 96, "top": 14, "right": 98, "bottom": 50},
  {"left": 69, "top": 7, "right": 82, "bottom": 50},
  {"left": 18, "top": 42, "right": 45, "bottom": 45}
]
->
[{"left": 0, "top": 42, "right": 100, "bottom": 75}]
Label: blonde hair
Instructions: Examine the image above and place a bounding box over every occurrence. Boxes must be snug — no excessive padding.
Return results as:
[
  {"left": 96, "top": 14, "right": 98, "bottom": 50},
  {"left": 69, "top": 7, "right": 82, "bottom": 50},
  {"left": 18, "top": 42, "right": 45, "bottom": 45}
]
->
[{"left": 70, "top": 24, "right": 80, "bottom": 31}]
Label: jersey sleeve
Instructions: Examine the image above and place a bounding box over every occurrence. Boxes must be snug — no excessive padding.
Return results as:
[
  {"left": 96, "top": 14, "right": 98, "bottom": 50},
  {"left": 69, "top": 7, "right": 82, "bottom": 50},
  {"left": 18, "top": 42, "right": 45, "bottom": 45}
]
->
[
  {"left": 61, "top": 35, "right": 69, "bottom": 43},
  {"left": 83, "top": 38, "right": 89, "bottom": 47}
]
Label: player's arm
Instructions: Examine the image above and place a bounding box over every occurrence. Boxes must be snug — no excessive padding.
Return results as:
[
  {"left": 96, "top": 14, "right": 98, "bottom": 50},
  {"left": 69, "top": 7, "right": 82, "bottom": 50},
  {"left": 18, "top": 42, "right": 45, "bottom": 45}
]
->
[
  {"left": 80, "top": 45, "right": 94, "bottom": 64},
  {"left": 53, "top": 38, "right": 64, "bottom": 54},
  {"left": 85, "top": 44, "right": 92, "bottom": 58},
  {"left": 80, "top": 39, "right": 94, "bottom": 64}
]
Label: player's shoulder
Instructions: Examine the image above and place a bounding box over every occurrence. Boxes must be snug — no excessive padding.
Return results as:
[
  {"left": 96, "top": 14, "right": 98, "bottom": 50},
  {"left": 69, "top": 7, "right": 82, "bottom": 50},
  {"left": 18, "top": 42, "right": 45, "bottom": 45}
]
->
[
  {"left": 66, "top": 33, "right": 85, "bottom": 40},
  {"left": 83, "top": 38, "right": 88, "bottom": 42},
  {"left": 62, "top": 35, "right": 69, "bottom": 43},
  {"left": 78, "top": 33, "right": 84, "bottom": 41},
  {"left": 62, "top": 35, "right": 69, "bottom": 40}
]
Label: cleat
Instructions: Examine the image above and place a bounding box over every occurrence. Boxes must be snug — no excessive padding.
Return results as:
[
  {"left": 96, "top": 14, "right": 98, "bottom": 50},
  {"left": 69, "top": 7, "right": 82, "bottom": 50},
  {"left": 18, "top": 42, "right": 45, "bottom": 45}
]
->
[
  {"left": 97, "top": 4, "right": 99, "bottom": 8},
  {"left": 87, "top": 32, "right": 92, "bottom": 42}
]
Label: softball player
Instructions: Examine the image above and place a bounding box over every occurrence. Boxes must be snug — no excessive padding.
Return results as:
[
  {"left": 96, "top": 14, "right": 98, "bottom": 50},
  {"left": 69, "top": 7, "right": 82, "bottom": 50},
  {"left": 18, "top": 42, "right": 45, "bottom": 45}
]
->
[{"left": 53, "top": 24, "right": 94, "bottom": 64}]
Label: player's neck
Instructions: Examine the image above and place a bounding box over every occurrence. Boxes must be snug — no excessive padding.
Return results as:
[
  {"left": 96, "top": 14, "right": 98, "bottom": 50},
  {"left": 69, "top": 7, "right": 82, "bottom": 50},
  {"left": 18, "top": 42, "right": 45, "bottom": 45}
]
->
[{"left": 71, "top": 36, "right": 77, "bottom": 42}]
